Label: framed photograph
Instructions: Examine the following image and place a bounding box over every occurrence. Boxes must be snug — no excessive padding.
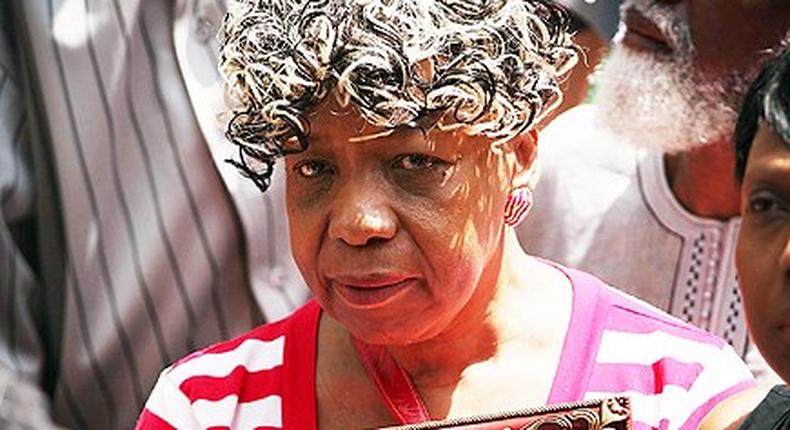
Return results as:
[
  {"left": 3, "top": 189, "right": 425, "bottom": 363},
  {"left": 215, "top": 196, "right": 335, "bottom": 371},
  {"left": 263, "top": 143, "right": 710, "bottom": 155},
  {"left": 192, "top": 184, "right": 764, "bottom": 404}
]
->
[{"left": 379, "top": 397, "right": 631, "bottom": 430}]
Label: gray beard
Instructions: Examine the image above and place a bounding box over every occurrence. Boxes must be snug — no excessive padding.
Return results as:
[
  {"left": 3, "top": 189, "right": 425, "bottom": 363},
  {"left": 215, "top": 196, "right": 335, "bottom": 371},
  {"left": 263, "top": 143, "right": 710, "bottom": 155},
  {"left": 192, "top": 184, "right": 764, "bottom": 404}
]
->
[{"left": 594, "top": 47, "right": 748, "bottom": 154}]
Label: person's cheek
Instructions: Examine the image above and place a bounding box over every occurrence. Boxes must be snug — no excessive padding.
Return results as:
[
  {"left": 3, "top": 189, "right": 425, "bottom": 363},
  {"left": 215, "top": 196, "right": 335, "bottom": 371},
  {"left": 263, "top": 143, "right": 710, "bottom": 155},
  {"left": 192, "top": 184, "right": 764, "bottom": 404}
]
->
[
  {"left": 286, "top": 201, "right": 323, "bottom": 296},
  {"left": 736, "top": 227, "right": 756, "bottom": 307},
  {"left": 740, "top": 225, "right": 775, "bottom": 345}
]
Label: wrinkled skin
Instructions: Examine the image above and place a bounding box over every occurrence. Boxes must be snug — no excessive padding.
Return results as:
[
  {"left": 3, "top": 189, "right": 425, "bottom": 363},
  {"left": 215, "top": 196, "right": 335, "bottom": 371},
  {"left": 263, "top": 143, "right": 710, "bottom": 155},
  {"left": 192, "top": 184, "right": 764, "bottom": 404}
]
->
[{"left": 285, "top": 99, "right": 532, "bottom": 346}]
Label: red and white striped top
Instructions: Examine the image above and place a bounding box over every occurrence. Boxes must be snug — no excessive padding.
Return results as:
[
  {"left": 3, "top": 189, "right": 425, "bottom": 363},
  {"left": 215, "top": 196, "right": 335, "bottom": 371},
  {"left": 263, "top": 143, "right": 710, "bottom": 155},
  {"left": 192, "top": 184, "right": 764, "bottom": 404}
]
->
[{"left": 136, "top": 266, "right": 754, "bottom": 430}]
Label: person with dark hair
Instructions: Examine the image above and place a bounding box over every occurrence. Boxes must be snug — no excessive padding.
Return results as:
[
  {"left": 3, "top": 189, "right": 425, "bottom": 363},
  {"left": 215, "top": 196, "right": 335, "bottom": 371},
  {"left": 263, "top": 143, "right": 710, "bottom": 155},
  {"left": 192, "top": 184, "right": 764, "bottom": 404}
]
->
[
  {"left": 517, "top": 0, "right": 789, "bottom": 383},
  {"left": 732, "top": 46, "right": 790, "bottom": 429},
  {"left": 699, "top": 46, "right": 790, "bottom": 430},
  {"left": 133, "top": 1, "right": 755, "bottom": 429},
  {"left": 734, "top": 47, "right": 790, "bottom": 185}
]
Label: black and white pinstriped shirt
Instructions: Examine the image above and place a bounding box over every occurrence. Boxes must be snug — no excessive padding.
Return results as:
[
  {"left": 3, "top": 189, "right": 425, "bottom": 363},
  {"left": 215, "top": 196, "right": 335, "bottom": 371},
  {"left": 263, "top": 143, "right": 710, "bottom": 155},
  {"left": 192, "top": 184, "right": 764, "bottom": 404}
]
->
[{"left": 0, "top": 1, "right": 308, "bottom": 428}]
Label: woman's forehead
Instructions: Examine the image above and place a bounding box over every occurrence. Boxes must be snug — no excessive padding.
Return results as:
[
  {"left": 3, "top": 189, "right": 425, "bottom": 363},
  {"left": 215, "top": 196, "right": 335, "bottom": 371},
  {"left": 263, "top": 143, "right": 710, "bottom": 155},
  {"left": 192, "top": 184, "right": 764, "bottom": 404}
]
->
[
  {"left": 309, "top": 99, "right": 381, "bottom": 136},
  {"left": 306, "top": 93, "right": 501, "bottom": 150},
  {"left": 307, "top": 101, "right": 436, "bottom": 146},
  {"left": 745, "top": 124, "right": 790, "bottom": 179}
]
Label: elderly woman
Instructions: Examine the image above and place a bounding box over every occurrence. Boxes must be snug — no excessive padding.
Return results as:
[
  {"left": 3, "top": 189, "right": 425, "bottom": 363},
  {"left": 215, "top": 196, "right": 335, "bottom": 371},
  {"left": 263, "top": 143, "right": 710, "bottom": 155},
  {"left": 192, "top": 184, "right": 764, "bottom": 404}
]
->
[{"left": 135, "top": 1, "right": 753, "bottom": 429}]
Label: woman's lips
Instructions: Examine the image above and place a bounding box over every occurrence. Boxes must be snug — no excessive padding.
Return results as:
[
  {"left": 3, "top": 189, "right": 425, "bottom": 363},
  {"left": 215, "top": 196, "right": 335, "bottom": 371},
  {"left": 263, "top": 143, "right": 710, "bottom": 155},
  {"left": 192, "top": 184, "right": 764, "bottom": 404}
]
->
[{"left": 330, "top": 275, "right": 417, "bottom": 309}]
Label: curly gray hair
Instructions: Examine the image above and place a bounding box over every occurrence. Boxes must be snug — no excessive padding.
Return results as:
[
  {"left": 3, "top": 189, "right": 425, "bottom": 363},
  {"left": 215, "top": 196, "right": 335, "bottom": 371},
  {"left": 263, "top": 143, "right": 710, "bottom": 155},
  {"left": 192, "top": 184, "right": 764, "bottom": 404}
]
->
[{"left": 219, "top": 0, "right": 577, "bottom": 190}]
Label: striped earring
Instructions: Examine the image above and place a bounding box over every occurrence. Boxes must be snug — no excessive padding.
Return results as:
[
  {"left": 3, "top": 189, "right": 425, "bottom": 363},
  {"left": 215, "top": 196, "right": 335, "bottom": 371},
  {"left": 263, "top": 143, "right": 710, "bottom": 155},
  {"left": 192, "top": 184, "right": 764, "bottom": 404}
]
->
[{"left": 504, "top": 188, "right": 533, "bottom": 227}]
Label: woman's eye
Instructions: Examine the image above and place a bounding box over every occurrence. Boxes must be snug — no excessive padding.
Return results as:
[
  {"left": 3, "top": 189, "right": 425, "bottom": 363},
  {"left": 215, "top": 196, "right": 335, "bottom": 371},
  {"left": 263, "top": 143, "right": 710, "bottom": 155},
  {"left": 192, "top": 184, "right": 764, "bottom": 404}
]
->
[
  {"left": 294, "top": 160, "right": 333, "bottom": 178},
  {"left": 392, "top": 154, "right": 443, "bottom": 171},
  {"left": 747, "top": 192, "right": 787, "bottom": 215},
  {"left": 389, "top": 153, "right": 455, "bottom": 192}
]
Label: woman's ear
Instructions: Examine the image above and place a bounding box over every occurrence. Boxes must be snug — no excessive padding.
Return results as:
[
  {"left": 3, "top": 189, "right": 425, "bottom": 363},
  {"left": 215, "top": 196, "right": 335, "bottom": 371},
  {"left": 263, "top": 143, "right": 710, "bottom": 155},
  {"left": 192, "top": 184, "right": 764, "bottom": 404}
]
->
[{"left": 510, "top": 129, "right": 540, "bottom": 190}]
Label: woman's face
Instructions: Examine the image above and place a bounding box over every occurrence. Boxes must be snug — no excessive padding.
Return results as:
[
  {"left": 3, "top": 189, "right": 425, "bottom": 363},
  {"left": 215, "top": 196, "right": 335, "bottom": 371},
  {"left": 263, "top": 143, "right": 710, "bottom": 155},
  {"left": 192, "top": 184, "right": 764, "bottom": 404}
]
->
[
  {"left": 285, "top": 100, "right": 525, "bottom": 345},
  {"left": 736, "top": 123, "right": 790, "bottom": 382}
]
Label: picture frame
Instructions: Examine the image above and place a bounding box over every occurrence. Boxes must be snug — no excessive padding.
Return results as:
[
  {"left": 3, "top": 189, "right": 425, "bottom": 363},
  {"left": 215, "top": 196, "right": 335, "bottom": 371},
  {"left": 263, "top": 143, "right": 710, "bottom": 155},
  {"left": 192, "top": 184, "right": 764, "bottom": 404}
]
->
[{"left": 378, "top": 396, "right": 632, "bottom": 430}]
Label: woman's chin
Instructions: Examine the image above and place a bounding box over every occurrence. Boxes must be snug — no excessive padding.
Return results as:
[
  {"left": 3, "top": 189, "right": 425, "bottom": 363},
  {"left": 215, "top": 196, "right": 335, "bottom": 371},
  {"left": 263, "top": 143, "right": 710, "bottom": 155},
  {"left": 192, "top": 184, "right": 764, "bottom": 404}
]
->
[
  {"left": 764, "top": 341, "right": 790, "bottom": 384},
  {"left": 329, "top": 307, "right": 435, "bottom": 346}
]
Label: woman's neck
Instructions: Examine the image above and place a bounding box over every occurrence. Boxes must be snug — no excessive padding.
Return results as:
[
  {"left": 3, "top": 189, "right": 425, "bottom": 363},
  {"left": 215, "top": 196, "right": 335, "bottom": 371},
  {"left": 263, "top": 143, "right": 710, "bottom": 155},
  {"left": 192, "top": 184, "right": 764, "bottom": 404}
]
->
[{"left": 383, "top": 232, "right": 571, "bottom": 391}]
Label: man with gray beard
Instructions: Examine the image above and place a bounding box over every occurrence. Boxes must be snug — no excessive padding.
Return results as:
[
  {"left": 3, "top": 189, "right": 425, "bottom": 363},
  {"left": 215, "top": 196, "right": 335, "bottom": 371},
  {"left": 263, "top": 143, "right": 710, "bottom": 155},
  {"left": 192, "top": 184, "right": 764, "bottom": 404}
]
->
[{"left": 517, "top": 0, "right": 789, "bottom": 382}]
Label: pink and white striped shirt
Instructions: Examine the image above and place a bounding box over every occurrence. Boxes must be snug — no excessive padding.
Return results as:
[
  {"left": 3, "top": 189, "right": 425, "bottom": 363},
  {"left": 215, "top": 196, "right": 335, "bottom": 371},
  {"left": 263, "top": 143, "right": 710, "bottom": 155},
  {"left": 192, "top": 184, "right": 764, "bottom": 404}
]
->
[{"left": 135, "top": 266, "right": 754, "bottom": 430}]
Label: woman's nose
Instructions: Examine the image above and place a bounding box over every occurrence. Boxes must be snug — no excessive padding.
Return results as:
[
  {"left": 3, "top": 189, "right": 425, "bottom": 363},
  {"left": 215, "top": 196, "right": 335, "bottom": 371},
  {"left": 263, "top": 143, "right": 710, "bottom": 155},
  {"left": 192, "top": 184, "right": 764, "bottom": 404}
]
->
[{"left": 327, "top": 184, "right": 397, "bottom": 247}]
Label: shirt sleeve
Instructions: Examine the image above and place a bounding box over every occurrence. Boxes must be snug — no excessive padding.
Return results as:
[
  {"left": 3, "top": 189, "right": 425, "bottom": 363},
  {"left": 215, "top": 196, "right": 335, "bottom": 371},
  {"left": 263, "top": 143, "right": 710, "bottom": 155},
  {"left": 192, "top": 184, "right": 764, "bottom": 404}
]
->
[
  {"left": 135, "top": 371, "right": 202, "bottom": 430},
  {"left": 0, "top": 4, "right": 54, "bottom": 427},
  {"left": 678, "top": 343, "right": 756, "bottom": 430}
]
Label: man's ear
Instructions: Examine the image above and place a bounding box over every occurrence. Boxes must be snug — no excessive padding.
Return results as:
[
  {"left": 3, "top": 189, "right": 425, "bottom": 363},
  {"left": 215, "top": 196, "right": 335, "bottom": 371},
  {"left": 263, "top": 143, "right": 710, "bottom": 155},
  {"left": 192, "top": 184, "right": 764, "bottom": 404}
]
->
[{"left": 510, "top": 129, "right": 540, "bottom": 190}]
